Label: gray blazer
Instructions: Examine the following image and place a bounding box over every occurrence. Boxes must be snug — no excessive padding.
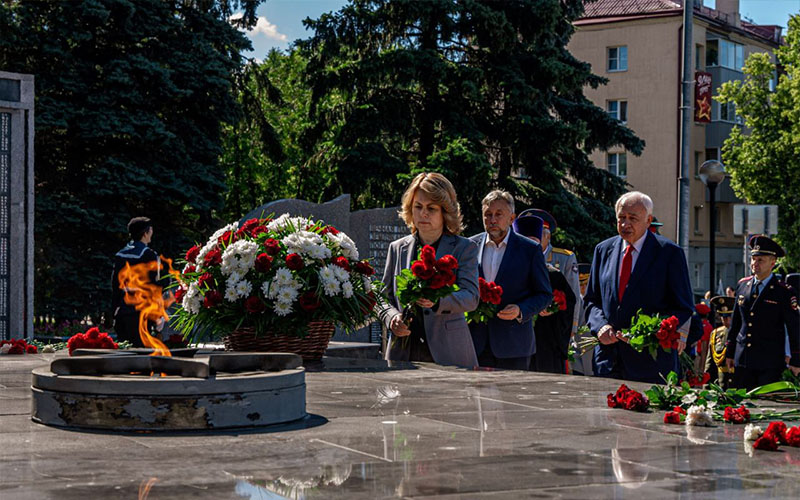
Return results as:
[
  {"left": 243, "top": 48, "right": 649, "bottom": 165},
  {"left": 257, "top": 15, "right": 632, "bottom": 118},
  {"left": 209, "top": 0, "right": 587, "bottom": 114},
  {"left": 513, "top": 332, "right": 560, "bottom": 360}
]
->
[{"left": 378, "top": 233, "right": 480, "bottom": 368}]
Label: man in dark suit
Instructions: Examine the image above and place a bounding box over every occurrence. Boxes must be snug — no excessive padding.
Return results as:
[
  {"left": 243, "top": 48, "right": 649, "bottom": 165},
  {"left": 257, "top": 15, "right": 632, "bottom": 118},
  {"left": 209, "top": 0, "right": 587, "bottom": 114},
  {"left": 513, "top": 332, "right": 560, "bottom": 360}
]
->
[
  {"left": 725, "top": 236, "right": 800, "bottom": 389},
  {"left": 584, "top": 192, "right": 694, "bottom": 383},
  {"left": 469, "top": 190, "right": 552, "bottom": 370}
]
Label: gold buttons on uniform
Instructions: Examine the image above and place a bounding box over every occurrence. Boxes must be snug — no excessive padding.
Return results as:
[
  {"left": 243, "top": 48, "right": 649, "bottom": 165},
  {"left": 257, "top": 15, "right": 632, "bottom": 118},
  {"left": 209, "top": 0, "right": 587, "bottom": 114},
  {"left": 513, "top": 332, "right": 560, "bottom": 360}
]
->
[
  {"left": 748, "top": 323, "right": 753, "bottom": 327},
  {"left": 750, "top": 312, "right": 754, "bottom": 317},
  {"left": 747, "top": 334, "right": 752, "bottom": 337},
  {"left": 747, "top": 343, "right": 752, "bottom": 347}
]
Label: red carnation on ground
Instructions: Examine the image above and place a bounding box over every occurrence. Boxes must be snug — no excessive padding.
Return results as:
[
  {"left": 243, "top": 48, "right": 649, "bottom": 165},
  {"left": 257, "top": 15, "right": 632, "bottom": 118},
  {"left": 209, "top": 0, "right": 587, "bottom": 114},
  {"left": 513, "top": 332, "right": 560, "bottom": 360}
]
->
[
  {"left": 263, "top": 238, "right": 281, "bottom": 255},
  {"left": 203, "top": 248, "right": 222, "bottom": 267},
  {"left": 8, "top": 342, "right": 24, "bottom": 355},
  {"left": 673, "top": 406, "right": 686, "bottom": 415},
  {"left": 26, "top": 344, "right": 37, "bottom": 354},
  {"left": 606, "top": 384, "right": 649, "bottom": 412},
  {"left": 686, "top": 371, "right": 711, "bottom": 388},
  {"left": 664, "top": 412, "right": 682, "bottom": 424},
  {"left": 286, "top": 253, "right": 304, "bottom": 270},
  {"left": 785, "top": 426, "right": 800, "bottom": 447},
  {"left": 332, "top": 256, "right": 351, "bottom": 272},
  {"left": 764, "top": 421, "right": 788, "bottom": 444},
  {"left": 723, "top": 405, "right": 750, "bottom": 424},
  {"left": 411, "top": 260, "right": 435, "bottom": 280},
  {"left": 203, "top": 290, "right": 223, "bottom": 309},
  {"left": 354, "top": 260, "right": 375, "bottom": 276},
  {"left": 185, "top": 245, "right": 200, "bottom": 263},
  {"left": 244, "top": 296, "right": 266, "bottom": 314},
  {"left": 753, "top": 434, "right": 780, "bottom": 451},
  {"left": 299, "top": 291, "right": 321, "bottom": 312},
  {"left": 255, "top": 253, "right": 272, "bottom": 273}
]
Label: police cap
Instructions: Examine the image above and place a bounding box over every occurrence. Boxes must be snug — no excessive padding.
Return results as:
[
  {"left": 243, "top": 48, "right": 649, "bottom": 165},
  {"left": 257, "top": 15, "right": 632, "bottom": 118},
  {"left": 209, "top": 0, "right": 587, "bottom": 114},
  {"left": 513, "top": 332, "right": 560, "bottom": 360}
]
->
[
  {"left": 710, "top": 295, "right": 735, "bottom": 316},
  {"left": 749, "top": 235, "right": 785, "bottom": 258},
  {"left": 518, "top": 208, "right": 557, "bottom": 233},
  {"left": 513, "top": 214, "right": 543, "bottom": 240}
]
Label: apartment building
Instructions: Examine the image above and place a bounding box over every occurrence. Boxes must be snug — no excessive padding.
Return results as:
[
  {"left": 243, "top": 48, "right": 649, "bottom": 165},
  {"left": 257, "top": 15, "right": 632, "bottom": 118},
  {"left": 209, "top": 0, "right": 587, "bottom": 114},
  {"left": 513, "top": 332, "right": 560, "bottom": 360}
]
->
[{"left": 569, "top": 0, "right": 782, "bottom": 296}]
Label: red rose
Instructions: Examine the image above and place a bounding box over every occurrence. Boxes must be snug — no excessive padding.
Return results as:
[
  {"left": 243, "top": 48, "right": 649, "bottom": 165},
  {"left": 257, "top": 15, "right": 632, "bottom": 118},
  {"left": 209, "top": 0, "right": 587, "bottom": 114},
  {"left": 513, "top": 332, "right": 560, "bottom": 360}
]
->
[
  {"left": 183, "top": 264, "right": 196, "bottom": 275},
  {"left": 764, "top": 421, "right": 788, "bottom": 444},
  {"left": 203, "top": 290, "right": 223, "bottom": 308},
  {"left": 607, "top": 393, "right": 619, "bottom": 408},
  {"left": 264, "top": 238, "right": 280, "bottom": 255},
  {"left": 354, "top": 260, "right": 375, "bottom": 276},
  {"left": 85, "top": 327, "right": 100, "bottom": 340},
  {"left": 26, "top": 344, "right": 38, "bottom": 354},
  {"left": 321, "top": 226, "right": 340, "bottom": 236},
  {"left": 753, "top": 435, "right": 780, "bottom": 451},
  {"left": 250, "top": 225, "right": 268, "bottom": 237},
  {"left": 204, "top": 248, "right": 222, "bottom": 267},
  {"left": 299, "top": 291, "right": 322, "bottom": 312},
  {"left": 8, "top": 343, "right": 24, "bottom": 354},
  {"left": 244, "top": 296, "right": 266, "bottom": 314},
  {"left": 656, "top": 327, "right": 669, "bottom": 340},
  {"left": 430, "top": 270, "right": 454, "bottom": 289},
  {"left": 723, "top": 405, "right": 750, "bottom": 424},
  {"left": 185, "top": 245, "right": 200, "bottom": 263},
  {"left": 239, "top": 218, "right": 259, "bottom": 233},
  {"left": 420, "top": 245, "right": 436, "bottom": 267},
  {"left": 332, "top": 256, "right": 351, "bottom": 272},
  {"left": 436, "top": 255, "right": 458, "bottom": 271},
  {"left": 623, "top": 392, "right": 649, "bottom": 412},
  {"left": 553, "top": 290, "right": 567, "bottom": 311},
  {"left": 786, "top": 426, "right": 800, "bottom": 447},
  {"left": 255, "top": 253, "right": 273, "bottom": 273},
  {"left": 664, "top": 412, "right": 681, "bottom": 424},
  {"left": 411, "top": 261, "right": 435, "bottom": 280},
  {"left": 197, "top": 272, "right": 213, "bottom": 288},
  {"left": 217, "top": 230, "right": 235, "bottom": 246},
  {"left": 672, "top": 406, "right": 686, "bottom": 415},
  {"left": 174, "top": 287, "right": 186, "bottom": 303},
  {"left": 286, "top": 253, "right": 304, "bottom": 270}
]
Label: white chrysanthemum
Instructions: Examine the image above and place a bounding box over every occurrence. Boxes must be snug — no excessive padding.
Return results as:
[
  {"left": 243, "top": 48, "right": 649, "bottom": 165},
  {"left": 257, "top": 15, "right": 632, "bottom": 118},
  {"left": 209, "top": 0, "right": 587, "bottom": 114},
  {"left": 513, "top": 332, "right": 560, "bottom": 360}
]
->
[
  {"left": 326, "top": 232, "right": 359, "bottom": 260},
  {"left": 274, "top": 301, "right": 293, "bottom": 316},
  {"left": 182, "top": 294, "right": 201, "bottom": 314},
  {"left": 685, "top": 405, "right": 714, "bottom": 427},
  {"left": 323, "top": 279, "right": 341, "bottom": 297},
  {"left": 261, "top": 281, "right": 272, "bottom": 298},
  {"left": 333, "top": 266, "right": 350, "bottom": 283},
  {"left": 182, "top": 263, "right": 196, "bottom": 274},
  {"left": 363, "top": 276, "right": 373, "bottom": 292},
  {"left": 318, "top": 265, "right": 336, "bottom": 283},
  {"left": 227, "top": 270, "right": 244, "bottom": 284},
  {"left": 224, "top": 286, "right": 239, "bottom": 302},
  {"left": 308, "top": 244, "right": 331, "bottom": 259},
  {"left": 287, "top": 279, "right": 302, "bottom": 290},
  {"left": 185, "top": 282, "right": 200, "bottom": 299},
  {"left": 196, "top": 222, "right": 238, "bottom": 263},
  {"left": 681, "top": 393, "right": 697, "bottom": 405},
  {"left": 0, "top": 344, "right": 12, "bottom": 354},
  {"left": 274, "top": 268, "right": 293, "bottom": 285},
  {"left": 276, "top": 286, "right": 299, "bottom": 305},
  {"left": 744, "top": 423, "right": 763, "bottom": 442},
  {"left": 268, "top": 214, "right": 311, "bottom": 233},
  {"left": 341, "top": 280, "right": 354, "bottom": 298},
  {"left": 282, "top": 231, "right": 322, "bottom": 255},
  {"left": 221, "top": 240, "right": 259, "bottom": 275},
  {"left": 235, "top": 279, "right": 253, "bottom": 298}
]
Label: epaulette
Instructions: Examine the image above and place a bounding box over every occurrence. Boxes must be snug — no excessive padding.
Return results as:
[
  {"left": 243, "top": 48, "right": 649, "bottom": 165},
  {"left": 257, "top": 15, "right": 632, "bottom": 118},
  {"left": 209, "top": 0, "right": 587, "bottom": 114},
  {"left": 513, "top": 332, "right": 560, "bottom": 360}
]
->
[
  {"left": 546, "top": 264, "right": 559, "bottom": 272},
  {"left": 552, "top": 247, "right": 574, "bottom": 256},
  {"left": 777, "top": 280, "right": 793, "bottom": 291},
  {"left": 738, "top": 275, "right": 752, "bottom": 284}
]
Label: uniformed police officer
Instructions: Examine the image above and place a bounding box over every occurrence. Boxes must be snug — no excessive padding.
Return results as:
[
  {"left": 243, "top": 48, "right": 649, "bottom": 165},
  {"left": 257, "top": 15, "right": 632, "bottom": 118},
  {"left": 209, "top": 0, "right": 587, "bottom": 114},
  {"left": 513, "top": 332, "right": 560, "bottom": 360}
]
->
[
  {"left": 725, "top": 235, "right": 800, "bottom": 389},
  {"left": 111, "top": 217, "right": 163, "bottom": 347},
  {"left": 704, "top": 295, "right": 734, "bottom": 389},
  {"left": 517, "top": 209, "right": 581, "bottom": 342},
  {"left": 513, "top": 215, "right": 577, "bottom": 373}
]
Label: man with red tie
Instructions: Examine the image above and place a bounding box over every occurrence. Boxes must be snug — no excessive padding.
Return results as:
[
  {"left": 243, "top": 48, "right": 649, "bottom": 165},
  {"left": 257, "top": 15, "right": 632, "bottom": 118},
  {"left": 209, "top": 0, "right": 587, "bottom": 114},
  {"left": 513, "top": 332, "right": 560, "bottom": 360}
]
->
[{"left": 584, "top": 192, "right": 694, "bottom": 383}]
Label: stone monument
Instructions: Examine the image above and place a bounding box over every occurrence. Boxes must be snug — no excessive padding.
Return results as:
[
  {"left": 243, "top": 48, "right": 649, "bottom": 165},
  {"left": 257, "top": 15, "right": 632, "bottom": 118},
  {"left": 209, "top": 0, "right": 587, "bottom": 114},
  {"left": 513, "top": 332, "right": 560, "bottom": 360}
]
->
[
  {"left": 0, "top": 71, "right": 34, "bottom": 341},
  {"left": 244, "top": 195, "right": 407, "bottom": 343}
]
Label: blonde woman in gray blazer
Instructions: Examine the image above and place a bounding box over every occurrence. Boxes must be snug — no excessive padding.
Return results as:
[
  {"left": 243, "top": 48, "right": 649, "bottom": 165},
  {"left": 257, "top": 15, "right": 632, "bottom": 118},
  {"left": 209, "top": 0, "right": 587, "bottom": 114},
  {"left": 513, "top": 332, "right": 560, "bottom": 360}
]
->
[{"left": 378, "top": 173, "right": 479, "bottom": 368}]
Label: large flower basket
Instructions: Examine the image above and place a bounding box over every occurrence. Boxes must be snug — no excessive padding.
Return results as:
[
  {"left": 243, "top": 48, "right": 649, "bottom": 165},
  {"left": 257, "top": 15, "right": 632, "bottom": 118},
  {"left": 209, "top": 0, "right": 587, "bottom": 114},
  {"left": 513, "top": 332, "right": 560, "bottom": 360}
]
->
[{"left": 223, "top": 321, "right": 335, "bottom": 361}]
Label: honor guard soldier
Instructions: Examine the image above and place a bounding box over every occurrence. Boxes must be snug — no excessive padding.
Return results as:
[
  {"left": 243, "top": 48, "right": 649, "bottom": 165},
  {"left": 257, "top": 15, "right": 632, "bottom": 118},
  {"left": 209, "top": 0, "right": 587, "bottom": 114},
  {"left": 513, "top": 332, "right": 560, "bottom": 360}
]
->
[
  {"left": 111, "top": 217, "right": 163, "bottom": 347},
  {"left": 517, "top": 209, "right": 581, "bottom": 342},
  {"left": 704, "top": 295, "right": 735, "bottom": 388},
  {"left": 725, "top": 236, "right": 800, "bottom": 389}
]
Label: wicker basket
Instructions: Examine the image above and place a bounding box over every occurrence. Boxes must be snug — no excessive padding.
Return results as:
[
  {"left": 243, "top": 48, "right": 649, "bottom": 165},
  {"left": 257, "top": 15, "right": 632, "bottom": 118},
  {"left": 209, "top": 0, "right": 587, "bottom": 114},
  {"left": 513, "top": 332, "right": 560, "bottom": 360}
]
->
[{"left": 223, "top": 321, "right": 335, "bottom": 361}]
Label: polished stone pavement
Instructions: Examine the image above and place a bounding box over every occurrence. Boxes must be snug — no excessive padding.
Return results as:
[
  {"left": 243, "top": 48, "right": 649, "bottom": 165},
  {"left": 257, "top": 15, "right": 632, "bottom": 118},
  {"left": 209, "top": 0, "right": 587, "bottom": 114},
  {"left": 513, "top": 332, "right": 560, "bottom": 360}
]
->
[{"left": 2, "top": 354, "right": 800, "bottom": 499}]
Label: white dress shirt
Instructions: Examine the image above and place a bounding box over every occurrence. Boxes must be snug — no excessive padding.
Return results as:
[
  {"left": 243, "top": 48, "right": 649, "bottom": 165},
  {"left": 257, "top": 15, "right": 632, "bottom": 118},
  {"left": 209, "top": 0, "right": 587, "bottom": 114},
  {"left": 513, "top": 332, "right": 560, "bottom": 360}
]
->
[
  {"left": 482, "top": 230, "right": 511, "bottom": 283},
  {"left": 618, "top": 231, "right": 648, "bottom": 276}
]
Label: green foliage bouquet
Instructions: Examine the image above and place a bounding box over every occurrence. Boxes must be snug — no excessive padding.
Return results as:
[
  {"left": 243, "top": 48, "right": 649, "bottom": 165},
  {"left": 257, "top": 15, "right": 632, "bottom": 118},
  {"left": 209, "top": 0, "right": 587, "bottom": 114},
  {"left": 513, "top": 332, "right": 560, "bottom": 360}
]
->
[
  {"left": 576, "top": 310, "right": 681, "bottom": 359},
  {"left": 171, "top": 214, "right": 381, "bottom": 341}
]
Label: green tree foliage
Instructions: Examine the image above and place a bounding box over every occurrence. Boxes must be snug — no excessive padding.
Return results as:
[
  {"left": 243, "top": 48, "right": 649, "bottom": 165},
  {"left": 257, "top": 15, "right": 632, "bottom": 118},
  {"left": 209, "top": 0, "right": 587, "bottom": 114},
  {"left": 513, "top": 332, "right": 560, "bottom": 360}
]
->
[
  {"left": 297, "top": 0, "right": 643, "bottom": 257},
  {"left": 717, "top": 16, "right": 800, "bottom": 268},
  {"left": 0, "top": 0, "right": 261, "bottom": 321}
]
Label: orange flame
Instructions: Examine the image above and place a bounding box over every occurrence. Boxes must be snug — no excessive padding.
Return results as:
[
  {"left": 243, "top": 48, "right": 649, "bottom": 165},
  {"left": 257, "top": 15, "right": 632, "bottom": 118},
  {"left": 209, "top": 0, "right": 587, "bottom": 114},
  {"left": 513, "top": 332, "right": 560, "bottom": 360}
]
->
[
  {"left": 138, "top": 477, "right": 158, "bottom": 500},
  {"left": 118, "top": 256, "right": 181, "bottom": 357}
]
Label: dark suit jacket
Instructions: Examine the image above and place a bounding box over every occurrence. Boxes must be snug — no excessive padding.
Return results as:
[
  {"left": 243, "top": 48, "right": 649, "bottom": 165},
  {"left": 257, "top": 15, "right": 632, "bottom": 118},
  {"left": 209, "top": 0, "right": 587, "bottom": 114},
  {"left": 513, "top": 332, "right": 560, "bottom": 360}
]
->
[
  {"left": 468, "top": 230, "right": 552, "bottom": 359},
  {"left": 536, "top": 265, "right": 578, "bottom": 359},
  {"left": 726, "top": 275, "right": 800, "bottom": 370},
  {"left": 584, "top": 231, "right": 694, "bottom": 383},
  {"left": 378, "top": 233, "right": 480, "bottom": 368}
]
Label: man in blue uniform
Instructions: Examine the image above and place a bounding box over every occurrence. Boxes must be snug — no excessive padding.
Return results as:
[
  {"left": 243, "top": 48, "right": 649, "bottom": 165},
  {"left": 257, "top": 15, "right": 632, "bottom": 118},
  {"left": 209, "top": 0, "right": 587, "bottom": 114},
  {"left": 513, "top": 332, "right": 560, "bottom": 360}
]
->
[
  {"left": 725, "top": 236, "right": 800, "bottom": 389},
  {"left": 111, "top": 217, "right": 162, "bottom": 347}
]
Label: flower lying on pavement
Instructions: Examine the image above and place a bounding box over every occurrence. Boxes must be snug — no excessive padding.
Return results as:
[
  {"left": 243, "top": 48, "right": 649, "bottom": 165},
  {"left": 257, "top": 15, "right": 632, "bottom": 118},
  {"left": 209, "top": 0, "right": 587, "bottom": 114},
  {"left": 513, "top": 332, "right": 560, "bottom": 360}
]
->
[
  {"left": 607, "top": 384, "right": 650, "bottom": 412},
  {"left": 723, "top": 405, "right": 751, "bottom": 424},
  {"left": 685, "top": 405, "right": 714, "bottom": 427},
  {"left": 743, "top": 423, "right": 763, "bottom": 442}
]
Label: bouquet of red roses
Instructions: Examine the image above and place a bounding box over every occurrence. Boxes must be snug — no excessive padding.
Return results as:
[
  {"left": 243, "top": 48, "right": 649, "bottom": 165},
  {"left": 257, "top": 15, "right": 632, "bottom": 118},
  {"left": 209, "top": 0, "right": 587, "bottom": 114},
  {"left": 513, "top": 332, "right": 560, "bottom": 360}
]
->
[
  {"left": 577, "top": 310, "right": 681, "bottom": 360},
  {"left": 532, "top": 289, "right": 568, "bottom": 325},
  {"left": 395, "top": 245, "right": 459, "bottom": 323},
  {"left": 67, "top": 327, "right": 119, "bottom": 355},
  {"left": 465, "top": 278, "right": 503, "bottom": 324}
]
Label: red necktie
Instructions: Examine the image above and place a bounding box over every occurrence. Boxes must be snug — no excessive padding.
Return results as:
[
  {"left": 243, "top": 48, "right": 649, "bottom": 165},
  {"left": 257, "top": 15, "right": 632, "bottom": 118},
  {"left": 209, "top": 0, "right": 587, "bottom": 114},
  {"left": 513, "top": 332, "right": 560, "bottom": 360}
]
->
[{"left": 618, "top": 245, "right": 634, "bottom": 301}]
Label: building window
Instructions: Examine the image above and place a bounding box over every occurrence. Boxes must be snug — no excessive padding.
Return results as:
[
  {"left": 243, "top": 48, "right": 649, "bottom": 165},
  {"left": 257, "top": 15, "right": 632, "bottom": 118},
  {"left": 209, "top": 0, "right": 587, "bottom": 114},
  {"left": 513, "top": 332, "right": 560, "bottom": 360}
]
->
[
  {"left": 607, "top": 100, "right": 627, "bottom": 123},
  {"left": 607, "top": 46, "right": 628, "bottom": 72},
  {"left": 706, "top": 39, "right": 744, "bottom": 71},
  {"left": 705, "top": 148, "right": 719, "bottom": 162},
  {"left": 694, "top": 206, "right": 702, "bottom": 233},
  {"left": 713, "top": 101, "right": 741, "bottom": 123},
  {"left": 608, "top": 153, "right": 627, "bottom": 178},
  {"left": 714, "top": 206, "right": 722, "bottom": 235},
  {"left": 695, "top": 44, "right": 703, "bottom": 70},
  {"left": 694, "top": 152, "right": 702, "bottom": 178},
  {"left": 693, "top": 263, "right": 703, "bottom": 290}
]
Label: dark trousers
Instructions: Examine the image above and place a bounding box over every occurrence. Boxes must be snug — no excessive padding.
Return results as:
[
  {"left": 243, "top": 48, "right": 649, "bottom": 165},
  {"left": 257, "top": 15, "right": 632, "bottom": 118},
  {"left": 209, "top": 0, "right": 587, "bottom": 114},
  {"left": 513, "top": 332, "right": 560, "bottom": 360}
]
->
[
  {"left": 732, "top": 366, "right": 784, "bottom": 390},
  {"left": 114, "top": 313, "right": 146, "bottom": 348},
  {"left": 530, "top": 347, "right": 566, "bottom": 374},
  {"left": 478, "top": 344, "right": 530, "bottom": 371}
]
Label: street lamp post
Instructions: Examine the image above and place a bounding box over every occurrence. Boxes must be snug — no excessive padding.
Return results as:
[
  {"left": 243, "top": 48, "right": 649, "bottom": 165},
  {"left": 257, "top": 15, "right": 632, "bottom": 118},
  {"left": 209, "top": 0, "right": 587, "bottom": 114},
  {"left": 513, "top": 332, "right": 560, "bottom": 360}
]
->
[{"left": 699, "top": 160, "right": 726, "bottom": 296}]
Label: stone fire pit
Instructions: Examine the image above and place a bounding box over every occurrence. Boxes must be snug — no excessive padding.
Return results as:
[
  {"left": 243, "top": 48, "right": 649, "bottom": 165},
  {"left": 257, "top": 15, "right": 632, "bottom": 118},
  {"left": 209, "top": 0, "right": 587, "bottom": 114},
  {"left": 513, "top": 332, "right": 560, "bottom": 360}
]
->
[{"left": 31, "top": 351, "right": 306, "bottom": 431}]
